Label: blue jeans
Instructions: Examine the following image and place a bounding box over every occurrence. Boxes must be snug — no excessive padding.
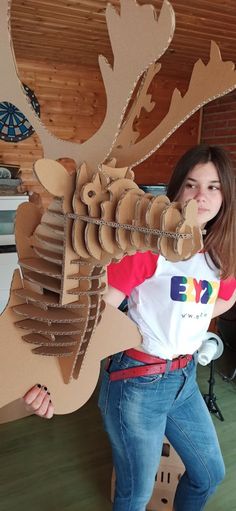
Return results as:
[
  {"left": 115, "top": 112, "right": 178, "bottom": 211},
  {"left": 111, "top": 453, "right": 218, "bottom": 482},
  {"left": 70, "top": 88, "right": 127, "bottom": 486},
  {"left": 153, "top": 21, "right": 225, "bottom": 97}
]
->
[{"left": 98, "top": 352, "right": 225, "bottom": 511}]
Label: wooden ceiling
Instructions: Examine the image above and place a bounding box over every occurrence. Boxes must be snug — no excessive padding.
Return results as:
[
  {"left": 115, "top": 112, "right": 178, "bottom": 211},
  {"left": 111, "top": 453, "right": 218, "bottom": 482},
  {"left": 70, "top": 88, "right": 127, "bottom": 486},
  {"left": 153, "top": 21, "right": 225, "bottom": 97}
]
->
[{"left": 10, "top": 0, "right": 236, "bottom": 78}]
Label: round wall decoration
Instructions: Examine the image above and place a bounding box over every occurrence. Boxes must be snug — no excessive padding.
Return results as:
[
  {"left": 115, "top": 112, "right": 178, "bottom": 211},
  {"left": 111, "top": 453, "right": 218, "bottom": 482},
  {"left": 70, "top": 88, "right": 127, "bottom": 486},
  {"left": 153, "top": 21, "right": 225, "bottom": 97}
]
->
[{"left": 0, "top": 84, "right": 40, "bottom": 142}]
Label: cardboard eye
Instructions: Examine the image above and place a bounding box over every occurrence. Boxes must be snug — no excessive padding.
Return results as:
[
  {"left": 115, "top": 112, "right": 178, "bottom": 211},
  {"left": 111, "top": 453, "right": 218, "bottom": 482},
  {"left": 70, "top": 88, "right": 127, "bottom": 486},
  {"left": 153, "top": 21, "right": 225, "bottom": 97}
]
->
[
  {"left": 87, "top": 190, "right": 96, "bottom": 198},
  {"left": 81, "top": 184, "right": 97, "bottom": 203}
]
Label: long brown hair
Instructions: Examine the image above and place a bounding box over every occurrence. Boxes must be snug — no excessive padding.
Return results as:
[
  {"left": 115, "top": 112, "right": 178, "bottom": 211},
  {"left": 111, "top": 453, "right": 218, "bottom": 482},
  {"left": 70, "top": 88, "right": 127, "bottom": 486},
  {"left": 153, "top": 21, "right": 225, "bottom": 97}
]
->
[{"left": 167, "top": 144, "right": 236, "bottom": 279}]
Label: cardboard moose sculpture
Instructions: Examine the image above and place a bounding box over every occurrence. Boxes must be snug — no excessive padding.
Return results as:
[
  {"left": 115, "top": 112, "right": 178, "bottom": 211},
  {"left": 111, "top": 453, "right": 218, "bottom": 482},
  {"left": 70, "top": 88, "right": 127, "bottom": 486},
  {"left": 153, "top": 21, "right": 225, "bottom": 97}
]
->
[{"left": 0, "top": 0, "right": 236, "bottom": 421}]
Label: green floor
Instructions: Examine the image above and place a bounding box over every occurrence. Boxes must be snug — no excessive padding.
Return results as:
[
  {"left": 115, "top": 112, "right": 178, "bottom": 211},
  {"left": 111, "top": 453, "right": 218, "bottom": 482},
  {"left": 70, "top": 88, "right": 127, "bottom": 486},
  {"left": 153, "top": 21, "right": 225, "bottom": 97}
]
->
[{"left": 0, "top": 362, "right": 235, "bottom": 511}]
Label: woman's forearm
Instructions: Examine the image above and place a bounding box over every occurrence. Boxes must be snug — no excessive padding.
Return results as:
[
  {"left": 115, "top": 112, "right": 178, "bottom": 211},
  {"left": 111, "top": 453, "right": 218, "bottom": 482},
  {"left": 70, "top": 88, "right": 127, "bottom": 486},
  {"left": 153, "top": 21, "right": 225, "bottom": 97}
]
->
[{"left": 103, "top": 285, "right": 126, "bottom": 308}]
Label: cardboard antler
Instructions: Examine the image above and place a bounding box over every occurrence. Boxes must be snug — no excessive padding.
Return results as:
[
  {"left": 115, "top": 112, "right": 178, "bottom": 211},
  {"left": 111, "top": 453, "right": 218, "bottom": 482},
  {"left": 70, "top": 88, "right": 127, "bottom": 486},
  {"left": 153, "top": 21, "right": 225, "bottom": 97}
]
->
[
  {"left": 110, "top": 41, "right": 236, "bottom": 166},
  {"left": 1, "top": 1, "right": 235, "bottom": 170},
  {"left": 0, "top": 0, "right": 175, "bottom": 170}
]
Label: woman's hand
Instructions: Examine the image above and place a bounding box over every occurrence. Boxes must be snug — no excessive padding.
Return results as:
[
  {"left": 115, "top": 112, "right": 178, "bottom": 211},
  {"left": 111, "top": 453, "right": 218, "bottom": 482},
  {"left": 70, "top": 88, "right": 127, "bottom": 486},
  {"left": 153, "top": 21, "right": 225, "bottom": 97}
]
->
[{"left": 23, "top": 384, "right": 54, "bottom": 419}]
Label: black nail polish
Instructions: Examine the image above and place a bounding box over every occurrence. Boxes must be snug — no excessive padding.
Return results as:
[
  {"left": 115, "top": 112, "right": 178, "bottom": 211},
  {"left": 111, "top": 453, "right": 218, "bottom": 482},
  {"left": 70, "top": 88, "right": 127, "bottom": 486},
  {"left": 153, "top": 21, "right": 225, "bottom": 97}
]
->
[
  {"left": 47, "top": 391, "right": 50, "bottom": 395},
  {"left": 37, "top": 384, "right": 41, "bottom": 388},
  {"left": 43, "top": 386, "right": 47, "bottom": 391}
]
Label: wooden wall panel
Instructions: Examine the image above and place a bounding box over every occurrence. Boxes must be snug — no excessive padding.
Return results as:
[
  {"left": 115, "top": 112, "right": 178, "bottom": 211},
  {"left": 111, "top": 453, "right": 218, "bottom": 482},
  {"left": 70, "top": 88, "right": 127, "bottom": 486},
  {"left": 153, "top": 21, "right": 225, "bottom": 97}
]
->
[
  {"left": 0, "top": 59, "right": 200, "bottom": 207},
  {"left": 10, "top": 1, "right": 236, "bottom": 79},
  {"left": 201, "top": 90, "right": 236, "bottom": 174}
]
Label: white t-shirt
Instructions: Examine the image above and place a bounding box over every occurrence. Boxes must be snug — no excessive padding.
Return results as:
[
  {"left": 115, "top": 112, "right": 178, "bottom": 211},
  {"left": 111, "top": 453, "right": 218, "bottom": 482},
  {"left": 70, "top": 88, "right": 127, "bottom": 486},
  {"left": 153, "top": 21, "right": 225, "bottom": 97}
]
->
[{"left": 107, "top": 251, "right": 236, "bottom": 358}]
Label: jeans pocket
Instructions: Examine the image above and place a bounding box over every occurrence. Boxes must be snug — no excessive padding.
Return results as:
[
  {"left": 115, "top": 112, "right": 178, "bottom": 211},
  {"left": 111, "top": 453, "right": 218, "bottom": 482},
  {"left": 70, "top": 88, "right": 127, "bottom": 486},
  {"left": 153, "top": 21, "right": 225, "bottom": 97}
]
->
[
  {"left": 98, "top": 370, "right": 111, "bottom": 416},
  {"left": 126, "top": 373, "right": 163, "bottom": 387}
]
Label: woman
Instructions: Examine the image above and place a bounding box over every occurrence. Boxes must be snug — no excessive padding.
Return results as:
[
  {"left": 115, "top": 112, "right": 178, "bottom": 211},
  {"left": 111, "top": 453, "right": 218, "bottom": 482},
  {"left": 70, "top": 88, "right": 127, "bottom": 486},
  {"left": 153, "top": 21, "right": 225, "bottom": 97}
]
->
[{"left": 24, "top": 145, "right": 236, "bottom": 511}]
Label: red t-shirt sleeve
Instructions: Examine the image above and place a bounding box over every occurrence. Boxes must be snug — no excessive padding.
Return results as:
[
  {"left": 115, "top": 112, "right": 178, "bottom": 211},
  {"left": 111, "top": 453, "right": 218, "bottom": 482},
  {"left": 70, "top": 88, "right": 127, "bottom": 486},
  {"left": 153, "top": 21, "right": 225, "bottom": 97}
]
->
[
  {"left": 218, "top": 278, "right": 236, "bottom": 300},
  {"left": 107, "top": 251, "right": 158, "bottom": 296}
]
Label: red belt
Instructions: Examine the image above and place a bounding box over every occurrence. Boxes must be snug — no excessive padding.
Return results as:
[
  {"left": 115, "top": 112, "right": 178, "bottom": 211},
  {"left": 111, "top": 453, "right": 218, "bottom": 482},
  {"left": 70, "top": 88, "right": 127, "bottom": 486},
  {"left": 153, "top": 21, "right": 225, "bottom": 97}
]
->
[{"left": 109, "top": 348, "right": 193, "bottom": 382}]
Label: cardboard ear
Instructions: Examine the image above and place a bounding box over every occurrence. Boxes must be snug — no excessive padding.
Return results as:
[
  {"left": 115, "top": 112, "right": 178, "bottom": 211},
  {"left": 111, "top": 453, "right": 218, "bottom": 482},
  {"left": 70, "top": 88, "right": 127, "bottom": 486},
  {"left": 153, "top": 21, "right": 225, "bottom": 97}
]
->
[
  {"left": 34, "top": 159, "right": 75, "bottom": 198},
  {"left": 34, "top": 159, "right": 76, "bottom": 213}
]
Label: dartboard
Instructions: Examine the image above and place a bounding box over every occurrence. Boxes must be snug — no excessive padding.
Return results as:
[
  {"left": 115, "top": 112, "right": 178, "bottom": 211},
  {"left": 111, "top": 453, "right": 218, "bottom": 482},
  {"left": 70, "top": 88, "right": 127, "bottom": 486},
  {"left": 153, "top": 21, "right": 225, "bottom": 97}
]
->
[{"left": 0, "top": 84, "right": 40, "bottom": 142}]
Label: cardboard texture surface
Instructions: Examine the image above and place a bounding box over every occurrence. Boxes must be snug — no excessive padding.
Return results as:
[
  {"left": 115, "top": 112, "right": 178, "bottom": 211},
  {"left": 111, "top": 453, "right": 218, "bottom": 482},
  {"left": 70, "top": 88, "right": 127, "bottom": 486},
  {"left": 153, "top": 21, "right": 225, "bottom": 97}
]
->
[
  {"left": 0, "top": 270, "right": 141, "bottom": 417},
  {"left": 1, "top": 0, "right": 236, "bottom": 421}
]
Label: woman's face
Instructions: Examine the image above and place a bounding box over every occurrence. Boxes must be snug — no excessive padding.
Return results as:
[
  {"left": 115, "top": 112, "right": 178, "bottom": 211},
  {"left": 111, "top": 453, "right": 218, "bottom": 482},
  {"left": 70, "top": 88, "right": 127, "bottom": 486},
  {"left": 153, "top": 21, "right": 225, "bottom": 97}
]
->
[{"left": 178, "top": 161, "right": 223, "bottom": 228}]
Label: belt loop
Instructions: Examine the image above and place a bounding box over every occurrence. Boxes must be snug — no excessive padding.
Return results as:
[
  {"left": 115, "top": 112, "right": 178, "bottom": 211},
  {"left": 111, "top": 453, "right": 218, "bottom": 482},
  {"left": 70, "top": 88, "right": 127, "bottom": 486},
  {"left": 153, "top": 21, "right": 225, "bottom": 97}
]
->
[
  {"left": 116, "top": 351, "right": 125, "bottom": 363},
  {"left": 106, "top": 351, "right": 124, "bottom": 371},
  {"left": 163, "top": 359, "right": 172, "bottom": 378},
  {"left": 105, "top": 356, "right": 112, "bottom": 371}
]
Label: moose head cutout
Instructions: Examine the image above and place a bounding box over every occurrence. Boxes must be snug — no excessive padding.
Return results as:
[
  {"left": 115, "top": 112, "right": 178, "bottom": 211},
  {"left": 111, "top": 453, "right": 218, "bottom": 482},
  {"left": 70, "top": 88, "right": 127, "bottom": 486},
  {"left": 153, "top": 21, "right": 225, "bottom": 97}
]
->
[{"left": 0, "top": 0, "right": 236, "bottom": 420}]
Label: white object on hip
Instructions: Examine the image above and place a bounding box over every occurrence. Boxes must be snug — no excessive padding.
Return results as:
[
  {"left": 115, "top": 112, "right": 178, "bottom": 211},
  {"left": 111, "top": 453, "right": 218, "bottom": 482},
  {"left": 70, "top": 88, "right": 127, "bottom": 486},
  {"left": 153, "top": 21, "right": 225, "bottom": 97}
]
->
[{"left": 197, "top": 332, "right": 224, "bottom": 366}]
